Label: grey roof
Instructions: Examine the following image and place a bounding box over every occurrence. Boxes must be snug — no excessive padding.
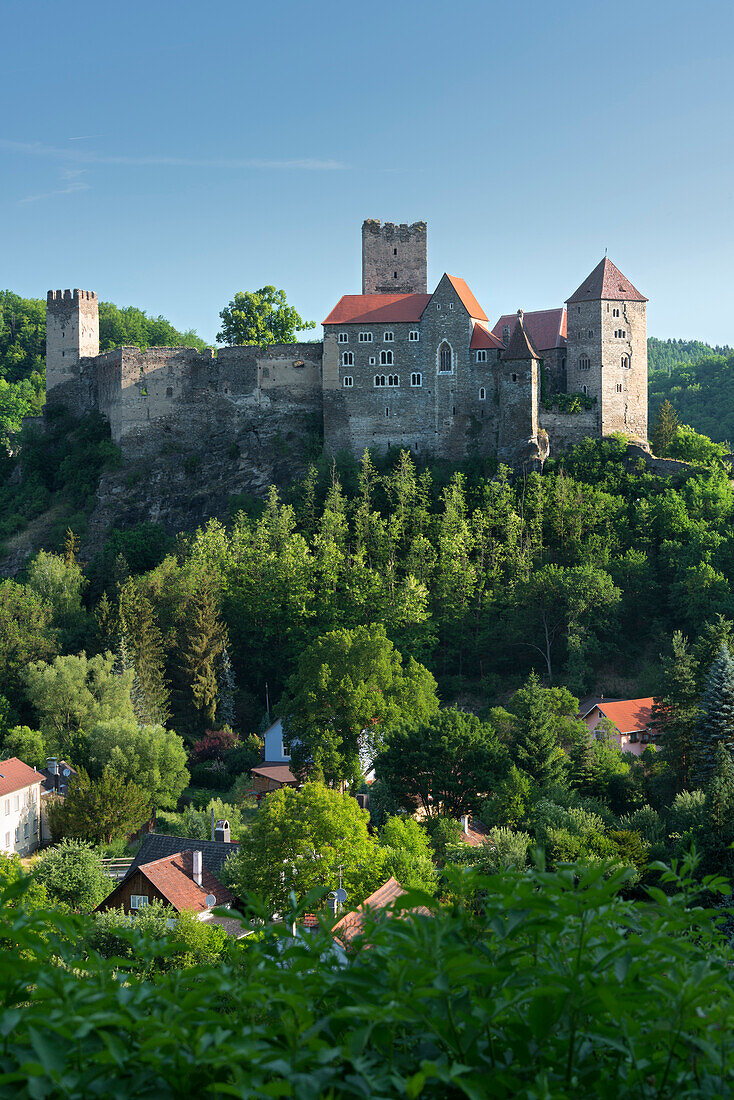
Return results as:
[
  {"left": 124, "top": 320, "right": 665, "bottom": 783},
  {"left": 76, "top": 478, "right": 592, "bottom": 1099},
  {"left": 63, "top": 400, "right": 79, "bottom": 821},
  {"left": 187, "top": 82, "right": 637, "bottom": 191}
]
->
[{"left": 125, "top": 833, "right": 241, "bottom": 881}]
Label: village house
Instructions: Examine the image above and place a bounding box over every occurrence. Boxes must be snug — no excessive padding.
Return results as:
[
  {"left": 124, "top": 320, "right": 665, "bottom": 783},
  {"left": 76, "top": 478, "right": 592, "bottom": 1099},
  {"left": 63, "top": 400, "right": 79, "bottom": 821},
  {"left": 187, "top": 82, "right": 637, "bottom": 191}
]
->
[
  {"left": 0, "top": 757, "right": 43, "bottom": 857},
  {"left": 251, "top": 717, "right": 297, "bottom": 797},
  {"left": 580, "top": 697, "right": 657, "bottom": 757},
  {"left": 332, "top": 877, "right": 433, "bottom": 947}
]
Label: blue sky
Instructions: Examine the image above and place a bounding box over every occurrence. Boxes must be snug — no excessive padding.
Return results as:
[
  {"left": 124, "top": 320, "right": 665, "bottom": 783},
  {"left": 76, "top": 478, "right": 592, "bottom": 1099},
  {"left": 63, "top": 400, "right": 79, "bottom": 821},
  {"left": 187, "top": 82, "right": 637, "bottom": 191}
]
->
[{"left": 2, "top": 0, "right": 733, "bottom": 345}]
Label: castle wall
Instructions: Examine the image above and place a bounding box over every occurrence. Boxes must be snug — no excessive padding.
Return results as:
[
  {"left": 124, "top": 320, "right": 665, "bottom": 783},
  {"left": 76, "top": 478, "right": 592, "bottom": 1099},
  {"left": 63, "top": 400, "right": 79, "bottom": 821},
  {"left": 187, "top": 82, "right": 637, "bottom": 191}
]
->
[
  {"left": 497, "top": 358, "right": 539, "bottom": 462},
  {"left": 539, "top": 408, "right": 599, "bottom": 455},
  {"left": 362, "top": 220, "right": 427, "bottom": 294}
]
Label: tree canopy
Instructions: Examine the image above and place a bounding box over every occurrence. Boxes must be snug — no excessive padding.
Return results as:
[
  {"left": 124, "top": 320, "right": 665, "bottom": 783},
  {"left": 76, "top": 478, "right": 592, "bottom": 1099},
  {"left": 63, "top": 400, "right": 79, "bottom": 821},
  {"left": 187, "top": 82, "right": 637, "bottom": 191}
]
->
[{"left": 216, "top": 287, "right": 314, "bottom": 346}]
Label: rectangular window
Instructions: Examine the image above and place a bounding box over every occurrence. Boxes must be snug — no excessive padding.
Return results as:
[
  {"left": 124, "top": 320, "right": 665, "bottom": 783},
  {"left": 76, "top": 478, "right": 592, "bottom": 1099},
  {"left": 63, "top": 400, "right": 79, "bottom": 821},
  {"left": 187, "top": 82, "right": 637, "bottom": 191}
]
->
[
  {"left": 369, "top": 356, "right": 376, "bottom": 365},
  {"left": 342, "top": 376, "right": 353, "bottom": 388},
  {"left": 385, "top": 407, "right": 390, "bottom": 418},
  {"left": 383, "top": 331, "right": 394, "bottom": 342},
  {"left": 436, "top": 303, "right": 441, "bottom": 311},
  {"left": 475, "top": 350, "right": 487, "bottom": 363},
  {"left": 23, "top": 822, "right": 29, "bottom": 839},
  {"left": 15, "top": 827, "right": 20, "bottom": 843},
  {"left": 358, "top": 332, "right": 373, "bottom": 343},
  {"left": 411, "top": 373, "right": 422, "bottom": 387},
  {"left": 3, "top": 800, "right": 8, "bottom": 816},
  {"left": 12, "top": 796, "right": 19, "bottom": 812},
  {"left": 409, "top": 330, "right": 419, "bottom": 342},
  {"left": 448, "top": 302, "right": 454, "bottom": 311},
  {"left": 130, "top": 895, "right": 149, "bottom": 909},
  {"left": 338, "top": 332, "right": 349, "bottom": 344},
  {"left": 166, "top": 386, "right": 173, "bottom": 397},
  {"left": 4, "top": 832, "right": 9, "bottom": 849},
  {"left": 616, "top": 383, "right": 622, "bottom": 392}
]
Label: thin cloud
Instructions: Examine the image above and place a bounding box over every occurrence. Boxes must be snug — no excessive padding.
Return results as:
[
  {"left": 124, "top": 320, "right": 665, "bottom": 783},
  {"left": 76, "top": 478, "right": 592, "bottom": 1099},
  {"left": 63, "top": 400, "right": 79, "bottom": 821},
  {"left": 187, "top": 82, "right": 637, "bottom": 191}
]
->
[
  {"left": 0, "top": 138, "right": 346, "bottom": 171},
  {"left": 19, "top": 167, "right": 90, "bottom": 204}
]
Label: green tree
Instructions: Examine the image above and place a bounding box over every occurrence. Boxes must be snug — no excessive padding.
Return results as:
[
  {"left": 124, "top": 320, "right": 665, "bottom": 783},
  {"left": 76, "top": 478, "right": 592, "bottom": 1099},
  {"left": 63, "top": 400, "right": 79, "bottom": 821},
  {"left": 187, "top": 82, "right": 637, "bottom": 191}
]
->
[
  {"left": 221, "top": 781, "right": 382, "bottom": 912},
  {"left": 23, "top": 652, "right": 135, "bottom": 762},
  {"left": 704, "top": 743, "right": 734, "bottom": 872},
  {"left": 378, "top": 815, "right": 437, "bottom": 893},
  {"left": 508, "top": 672, "right": 568, "bottom": 786},
  {"left": 118, "top": 579, "right": 171, "bottom": 724},
  {"left": 375, "top": 709, "right": 508, "bottom": 818},
  {"left": 1, "top": 726, "right": 47, "bottom": 769},
  {"left": 282, "top": 624, "right": 438, "bottom": 787},
  {"left": 32, "top": 838, "right": 109, "bottom": 913},
  {"left": 25, "top": 550, "right": 87, "bottom": 634},
  {"left": 0, "top": 580, "right": 56, "bottom": 705},
  {"left": 82, "top": 720, "right": 189, "bottom": 809},
  {"left": 652, "top": 632, "right": 700, "bottom": 789},
  {"left": 181, "top": 581, "right": 227, "bottom": 731},
  {"left": 650, "top": 399, "right": 680, "bottom": 456},
  {"left": 695, "top": 643, "right": 734, "bottom": 784},
  {"left": 481, "top": 765, "right": 533, "bottom": 829},
  {"left": 176, "top": 798, "right": 250, "bottom": 843},
  {"left": 217, "top": 287, "right": 314, "bottom": 347},
  {"left": 49, "top": 766, "right": 151, "bottom": 846}
]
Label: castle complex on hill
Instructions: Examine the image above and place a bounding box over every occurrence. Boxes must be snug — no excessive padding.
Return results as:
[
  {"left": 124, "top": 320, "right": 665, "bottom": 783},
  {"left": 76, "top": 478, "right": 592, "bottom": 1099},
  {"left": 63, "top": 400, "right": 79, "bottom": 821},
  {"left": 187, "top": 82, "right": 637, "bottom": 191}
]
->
[{"left": 45, "top": 220, "right": 648, "bottom": 466}]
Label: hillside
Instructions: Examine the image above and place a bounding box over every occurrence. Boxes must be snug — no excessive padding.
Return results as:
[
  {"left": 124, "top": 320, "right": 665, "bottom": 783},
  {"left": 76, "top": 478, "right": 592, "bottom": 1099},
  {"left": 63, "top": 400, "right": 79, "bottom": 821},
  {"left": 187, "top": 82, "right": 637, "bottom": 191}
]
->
[{"left": 649, "top": 347, "right": 734, "bottom": 444}]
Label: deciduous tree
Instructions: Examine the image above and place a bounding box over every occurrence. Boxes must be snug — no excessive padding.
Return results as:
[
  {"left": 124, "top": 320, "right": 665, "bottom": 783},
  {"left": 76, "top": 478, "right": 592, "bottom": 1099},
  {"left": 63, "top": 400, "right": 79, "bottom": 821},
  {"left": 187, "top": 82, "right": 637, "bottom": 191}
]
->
[{"left": 217, "top": 287, "right": 314, "bottom": 347}]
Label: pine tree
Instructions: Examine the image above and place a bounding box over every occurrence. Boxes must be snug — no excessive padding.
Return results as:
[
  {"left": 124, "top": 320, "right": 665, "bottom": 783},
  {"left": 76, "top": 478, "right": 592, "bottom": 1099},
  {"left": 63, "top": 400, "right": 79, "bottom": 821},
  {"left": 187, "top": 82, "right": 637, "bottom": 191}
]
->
[
  {"left": 510, "top": 671, "right": 566, "bottom": 786},
  {"left": 567, "top": 724, "right": 595, "bottom": 793},
  {"left": 118, "top": 580, "right": 170, "bottom": 725},
  {"left": 695, "top": 643, "right": 734, "bottom": 784},
  {"left": 182, "top": 581, "right": 227, "bottom": 730},
  {"left": 651, "top": 399, "right": 679, "bottom": 456},
  {"left": 63, "top": 527, "right": 80, "bottom": 567},
  {"left": 95, "top": 591, "right": 117, "bottom": 653},
  {"left": 652, "top": 631, "right": 700, "bottom": 790},
  {"left": 706, "top": 742, "right": 734, "bottom": 842}
]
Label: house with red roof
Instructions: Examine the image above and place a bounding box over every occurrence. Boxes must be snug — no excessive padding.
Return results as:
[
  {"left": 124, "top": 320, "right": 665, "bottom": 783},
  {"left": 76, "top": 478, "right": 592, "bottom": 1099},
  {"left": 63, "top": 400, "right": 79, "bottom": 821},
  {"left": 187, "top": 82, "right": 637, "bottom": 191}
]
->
[
  {"left": 0, "top": 757, "right": 43, "bottom": 856},
  {"left": 580, "top": 697, "right": 657, "bottom": 756},
  {"left": 332, "top": 877, "right": 432, "bottom": 947}
]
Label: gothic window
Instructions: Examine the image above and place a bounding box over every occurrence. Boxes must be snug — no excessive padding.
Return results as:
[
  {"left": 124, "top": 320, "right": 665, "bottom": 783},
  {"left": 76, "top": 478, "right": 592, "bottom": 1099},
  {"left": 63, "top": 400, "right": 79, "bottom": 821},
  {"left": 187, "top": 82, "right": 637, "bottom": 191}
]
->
[
  {"left": 343, "top": 376, "right": 353, "bottom": 387},
  {"left": 342, "top": 351, "right": 354, "bottom": 366},
  {"left": 438, "top": 342, "right": 453, "bottom": 373},
  {"left": 582, "top": 384, "right": 588, "bottom": 394},
  {"left": 588, "top": 329, "right": 593, "bottom": 338},
  {"left": 359, "top": 331, "right": 373, "bottom": 343},
  {"left": 338, "top": 332, "right": 349, "bottom": 343},
  {"left": 384, "top": 331, "right": 394, "bottom": 342},
  {"left": 476, "top": 350, "right": 488, "bottom": 363},
  {"left": 380, "top": 349, "right": 393, "bottom": 366},
  {"left": 448, "top": 302, "right": 454, "bottom": 311},
  {"left": 621, "top": 355, "right": 630, "bottom": 369},
  {"left": 411, "top": 373, "right": 422, "bottom": 387},
  {"left": 578, "top": 356, "right": 591, "bottom": 370},
  {"left": 374, "top": 375, "right": 386, "bottom": 387},
  {"left": 479, "top": 387, "right": 486, "bottom": 400},
  {"left": 409, "top": 330, "right": 419, "bottom": 342},
  {"left": 388, "top": 375, "right": 400, "bottom": 386},
  {"left": 436, "top": 303, "right": 441, "bottom": 311}
]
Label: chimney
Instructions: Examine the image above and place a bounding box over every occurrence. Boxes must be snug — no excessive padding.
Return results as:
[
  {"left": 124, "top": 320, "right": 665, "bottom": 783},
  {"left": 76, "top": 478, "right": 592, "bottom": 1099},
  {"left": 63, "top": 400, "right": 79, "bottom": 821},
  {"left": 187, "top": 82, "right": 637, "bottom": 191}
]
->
[
  {"left": 192, "top": 850, "right": 203, "bottom": 887},
  {"left": 210, "top": 806, "right": 215, "bottom": 841},
  {"left": 326, "top": 896, "right": 337, "bottom": 915},
  {"left": 214, "top": 819, "right": 230, "bottom": 843},
  {"left": 46, "top": 757, "right": 58, "bottom": 776},
  {"left": 461, "top": 814, "right": 469, "bottom": 835}
]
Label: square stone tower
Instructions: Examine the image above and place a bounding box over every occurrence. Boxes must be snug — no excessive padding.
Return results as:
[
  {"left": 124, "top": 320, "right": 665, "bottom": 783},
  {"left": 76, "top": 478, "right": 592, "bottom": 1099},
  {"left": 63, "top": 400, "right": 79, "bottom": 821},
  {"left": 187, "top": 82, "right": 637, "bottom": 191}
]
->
[
  {"left": 362, "top": 220, "right": 427, "bottom": 294},
  {"left": 566, "top": 258, "right": 647, "bottom": 441},
  {"left": 46, "top": 289, "right": 99, "bottom": 399}
]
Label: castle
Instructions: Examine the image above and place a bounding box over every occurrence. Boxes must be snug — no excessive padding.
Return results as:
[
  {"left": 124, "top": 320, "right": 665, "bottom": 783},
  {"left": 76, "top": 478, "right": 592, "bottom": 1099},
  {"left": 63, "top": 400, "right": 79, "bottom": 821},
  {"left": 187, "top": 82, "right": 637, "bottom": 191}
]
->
[{"left": 45, "top": 220, "right": 648, "bottom": 465}]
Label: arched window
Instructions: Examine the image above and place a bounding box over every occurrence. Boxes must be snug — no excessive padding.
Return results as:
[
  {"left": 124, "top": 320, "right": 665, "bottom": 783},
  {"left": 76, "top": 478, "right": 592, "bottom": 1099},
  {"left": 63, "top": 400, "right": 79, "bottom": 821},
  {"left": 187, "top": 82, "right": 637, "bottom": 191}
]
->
[
  {"left": 438, "top": 342, "right": 453, "bottom": 373},
  {"left": 479, "top": 387, "right": 486, "bottom": 401},
  {"left": 578, "top": 356, "right": 591, "bottom": 371},
  {"left": 342, "top": 351, "right": 354, "bottom": 366},
  {"left": 380, "top": 349, "right": 393, "bottom": 366},
  {"left": 621, "top": 355, "right": 630, "bottom": 369},
  {"left": 582, "top": 384, "right": 588, "bottom": 395}
]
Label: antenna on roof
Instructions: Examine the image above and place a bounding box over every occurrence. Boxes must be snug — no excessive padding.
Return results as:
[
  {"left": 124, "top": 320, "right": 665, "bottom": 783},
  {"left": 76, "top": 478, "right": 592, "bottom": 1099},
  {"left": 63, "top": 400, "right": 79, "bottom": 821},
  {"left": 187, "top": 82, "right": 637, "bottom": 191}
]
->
[{"left": 265, "top": 682, "right": 270, "bottom": 722}]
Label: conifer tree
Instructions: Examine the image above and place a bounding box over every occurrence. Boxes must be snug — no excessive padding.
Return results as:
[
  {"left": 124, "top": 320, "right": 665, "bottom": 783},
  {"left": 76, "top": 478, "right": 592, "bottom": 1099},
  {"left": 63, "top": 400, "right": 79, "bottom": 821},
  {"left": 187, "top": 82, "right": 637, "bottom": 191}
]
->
[
  {"left": 181, "top": 581, "right": 227, "bottom": 730},
  {"left": 705, "top": 741, "right": 734, "bottom": 842},
  {"left": 510, "top": 671, "right": 566, "bottom": 786},
  {"left": 567, "top": 723, "right": 595, "bottom": 793},
  {"left": 651, "top": 399, "right": 679, "bottom": 456},
  {"left": 63, "top": 527, "right": 80, "bottom": 567},
  {"left": 118, "top": 580, "right": 170, "bottom": 725},
  {"left": 652, "top": 631, "right": 700, "bottom": 790},
  {"left": 695, "top": 643, "right": 734, "bottom": 784},
  {"left": 216, "top": 644, "right": 237, "bottom": 728}
]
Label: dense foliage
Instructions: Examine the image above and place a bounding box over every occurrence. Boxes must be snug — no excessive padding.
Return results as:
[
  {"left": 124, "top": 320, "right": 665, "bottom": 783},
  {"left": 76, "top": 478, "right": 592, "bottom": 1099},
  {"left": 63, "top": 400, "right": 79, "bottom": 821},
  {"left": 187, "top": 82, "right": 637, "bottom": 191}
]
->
[
  {"left": 649, "top": 346, "right": 734, "bottom": 444},
  {"left": 217, "top": 286, "right": 314, "bottom": 346}
]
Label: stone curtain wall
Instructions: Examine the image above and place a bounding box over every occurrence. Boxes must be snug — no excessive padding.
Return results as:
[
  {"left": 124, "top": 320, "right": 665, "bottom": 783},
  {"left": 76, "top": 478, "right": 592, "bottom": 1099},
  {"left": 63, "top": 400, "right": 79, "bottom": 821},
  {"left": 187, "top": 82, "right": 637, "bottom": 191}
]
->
[{"left": 361, "top": 221, "right": 427, "bottom": 294}]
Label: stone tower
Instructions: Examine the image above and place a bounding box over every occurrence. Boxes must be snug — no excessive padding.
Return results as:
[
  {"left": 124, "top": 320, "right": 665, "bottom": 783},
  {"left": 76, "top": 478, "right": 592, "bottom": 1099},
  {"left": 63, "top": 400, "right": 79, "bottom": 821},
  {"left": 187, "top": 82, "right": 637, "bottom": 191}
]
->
[
  {"left": 46, "top": 289, "right": 99, "bottom": 399},
  {"left": 566, "top": 258, "right": 648, "bottom": 440},
  {"left": 497, "top": 311, "right": 541, "bottom": 462},
  {"left": 361, "top": 220, "right": 427, "bottom": 294}
]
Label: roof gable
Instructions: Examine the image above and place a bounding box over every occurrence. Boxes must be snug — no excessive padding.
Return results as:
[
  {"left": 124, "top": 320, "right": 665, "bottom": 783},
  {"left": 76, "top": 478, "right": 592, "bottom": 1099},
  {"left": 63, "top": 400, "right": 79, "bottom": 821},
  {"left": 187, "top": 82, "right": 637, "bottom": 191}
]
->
[
  {"left": 322, "top": 293, "right": 431, "bottom": 326},
  {"left": 492, "top": 308, "right": 567, "bottom": 351},
  {"left": 502, "top": 317, "right": 539, "bottom": 361},
  {"left": 441, "top": 274, "right": 488, "bottom": 321},
  {"left": 567, "top": 258, "right": 647, "bottom": 304},
  {"left": 0, "top": 758, "right": 40, "bottom": 799},
  {"left": 594, "top": 697, "right": 655, "bottom": 734},
  {"left": 470, "top": 321, "right": 504, "bottom": 350},
  {"left": 138, "top": 850, "right": 234, "bottom": 912}
]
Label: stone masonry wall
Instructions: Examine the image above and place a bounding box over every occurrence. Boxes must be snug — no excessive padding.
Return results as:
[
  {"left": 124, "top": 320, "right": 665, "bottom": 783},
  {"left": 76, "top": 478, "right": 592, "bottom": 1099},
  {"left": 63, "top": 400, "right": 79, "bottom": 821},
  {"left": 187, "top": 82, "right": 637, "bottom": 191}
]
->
[
  {"left": 361, "top": 220, "right": 427, "bottom": 294},
  {"left": 539, "top": 408, "right": 599, "bottom": 455},
  {"left": 599, "top": 298, "right": 647, "bottom": 440},
  {"left": 46, "top": 290, "right": 99, "bottom": 401}
]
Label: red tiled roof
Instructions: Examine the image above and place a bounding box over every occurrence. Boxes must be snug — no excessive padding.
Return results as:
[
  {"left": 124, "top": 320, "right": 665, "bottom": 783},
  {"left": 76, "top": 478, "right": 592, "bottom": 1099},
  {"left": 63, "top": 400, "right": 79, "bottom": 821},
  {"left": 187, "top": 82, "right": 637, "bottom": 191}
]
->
[
  {"left": 0, "top": 758, "right": 41, "bottom": 799},
  {"left": 332, "top": 877, "right": 432, "bottom": 945},
  {"left": 322, "top": 293, "right": 432, "bottom": 325},
  {"left": 470, "top": 321, "right": 504, "bottom": 350},
  {"left": 492, "top": 308, "right": 567, "bottom": 351},
  {"left": 586, "top": 697, "right": 655, "bottom": 734},
  {"left": 251, "top": 763, "right": 296, "bottom": 784},
  {"left": 137, "top": 850, "right": 234, "bottom": 913},
  {"left": 502, "top": 318, "right": 539, "bottom": 361},
  {"left": 567, "top": 258, "right": 647, "bottom": 304},
  {"left": 460, "top": 820, "right": 492, "bottom": 848},
  {"left": 445, "top": 275, "right": 488, "bottom": 321}
]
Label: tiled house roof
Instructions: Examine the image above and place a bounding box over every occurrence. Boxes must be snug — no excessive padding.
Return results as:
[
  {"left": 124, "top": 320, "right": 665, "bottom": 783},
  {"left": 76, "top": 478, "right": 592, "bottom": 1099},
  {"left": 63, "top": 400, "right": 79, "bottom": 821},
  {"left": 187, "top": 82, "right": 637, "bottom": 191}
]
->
[
  {"left": 137, "top": 850, "right": 234, "bottom": 913},
  {"left": 125, "top": 833, "right": 240, "bottom": 880},
  {"left": 445, "top": 275, "right": 488, "bottom": 321},
  {"left": 322, "top": 293, "right": 432, "bottom": 325},
  {"left": 470, "top": 321, "right": 504, "bottom": 350},
  {"left": 0, "top": 758, "right": 40, "bottom": 799},
  {"left": 492, "top": 308, "right": 567, "bottom": 351},
  {"left": 583, "top": 697, "right": 655, "bottom": 734},
  {"left": 332, "top": 877, "right": 432, "bottom": 945}
]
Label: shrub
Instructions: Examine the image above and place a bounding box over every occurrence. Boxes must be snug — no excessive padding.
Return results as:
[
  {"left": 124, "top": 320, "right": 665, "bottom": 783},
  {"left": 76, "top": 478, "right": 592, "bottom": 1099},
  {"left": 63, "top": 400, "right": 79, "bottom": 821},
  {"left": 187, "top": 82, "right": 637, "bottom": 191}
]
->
[{"left": 32, "top": 838, "right": 109, "bottom": 913}]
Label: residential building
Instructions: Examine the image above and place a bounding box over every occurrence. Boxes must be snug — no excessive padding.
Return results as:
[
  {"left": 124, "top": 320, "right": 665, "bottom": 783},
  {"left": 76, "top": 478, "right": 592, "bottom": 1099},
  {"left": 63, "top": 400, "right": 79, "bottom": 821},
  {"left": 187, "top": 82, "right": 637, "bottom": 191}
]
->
[
  {"left": 580, "top": 697, "right": 657, "bottom": 757},
  {"left": 0, "top": 757, "right": 42, "bottom": 856}
]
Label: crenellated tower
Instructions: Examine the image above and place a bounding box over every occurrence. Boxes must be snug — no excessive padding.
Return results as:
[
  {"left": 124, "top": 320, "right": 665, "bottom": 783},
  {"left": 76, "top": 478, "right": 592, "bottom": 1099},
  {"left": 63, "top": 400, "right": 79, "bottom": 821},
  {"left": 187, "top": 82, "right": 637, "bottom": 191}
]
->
[
  {"left": 46, "top": 289, "right": 99, "bottom": 401},
  {"left": 361, "top": 219, "right": 427, "bottom": 294}
]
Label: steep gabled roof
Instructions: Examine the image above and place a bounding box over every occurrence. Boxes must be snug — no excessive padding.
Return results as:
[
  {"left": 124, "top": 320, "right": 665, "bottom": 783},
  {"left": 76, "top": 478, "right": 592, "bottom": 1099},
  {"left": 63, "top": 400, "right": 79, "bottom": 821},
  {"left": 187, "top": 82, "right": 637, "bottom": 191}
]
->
[
  {"left": 502, "top": 317, "right": 540, "bottom": 360},
  {"left": 470, "top": 321, "right": 504, "bottom": 350},
  {"left": 332, "top": 877, "right": 432, "bottom": 945},
  {"left": 492, "top": 308, "right": 567, "bottom": 351},
  {"left": 136, "top": 850, "right": 234, "bottom": 913},
  {"left": 125, "top": 833, "right": 240, "bottom": 880},
  {"left": 444, "top": 275, "right": 488, "bottom": 321},
  {"left": 0, "top": 758, "right": 40, "bottom": 799},
  {"left": 322, "top": 293, "right": 432, "bottom": 325},
  {"left": 567, "top": 258, "right": 647, "bottom": 304}
]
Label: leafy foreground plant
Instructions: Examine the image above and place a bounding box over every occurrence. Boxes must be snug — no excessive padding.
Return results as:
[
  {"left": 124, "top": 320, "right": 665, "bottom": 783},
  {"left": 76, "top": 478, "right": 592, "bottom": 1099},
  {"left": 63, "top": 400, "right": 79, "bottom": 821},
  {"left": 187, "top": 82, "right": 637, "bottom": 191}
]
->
[{"left": 1, "top": 855, "right": 734, "bottom": 1098}]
